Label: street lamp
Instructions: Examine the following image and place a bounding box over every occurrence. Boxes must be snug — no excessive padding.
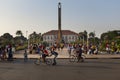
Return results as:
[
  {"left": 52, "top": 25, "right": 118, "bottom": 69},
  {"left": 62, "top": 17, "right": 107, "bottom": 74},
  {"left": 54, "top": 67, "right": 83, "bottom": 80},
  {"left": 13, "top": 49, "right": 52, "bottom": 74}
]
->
[{"left": 87, "top": 33, "right": 89, "bottom": 54}]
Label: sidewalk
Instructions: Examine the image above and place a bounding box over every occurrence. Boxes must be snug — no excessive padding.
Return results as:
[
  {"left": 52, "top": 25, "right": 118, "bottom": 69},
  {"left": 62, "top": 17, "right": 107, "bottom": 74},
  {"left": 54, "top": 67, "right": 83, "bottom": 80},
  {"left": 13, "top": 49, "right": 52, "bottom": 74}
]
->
[{"left": 13, "top": 49, "right": 120, "bottom": 59}]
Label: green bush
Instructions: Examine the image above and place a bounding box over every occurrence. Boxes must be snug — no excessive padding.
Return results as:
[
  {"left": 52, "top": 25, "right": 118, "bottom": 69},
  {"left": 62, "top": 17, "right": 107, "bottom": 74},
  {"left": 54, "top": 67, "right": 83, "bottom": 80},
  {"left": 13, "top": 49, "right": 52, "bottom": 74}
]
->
[{"left": 16, "top": 44, "right": 28, "bottom": 51}]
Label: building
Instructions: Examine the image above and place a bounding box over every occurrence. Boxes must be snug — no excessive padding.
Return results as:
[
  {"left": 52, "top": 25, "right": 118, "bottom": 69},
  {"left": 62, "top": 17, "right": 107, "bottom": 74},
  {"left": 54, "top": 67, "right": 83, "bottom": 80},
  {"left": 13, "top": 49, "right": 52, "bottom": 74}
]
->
[{"left": 42, "top": 30, "right": 79, "bottom": 46}]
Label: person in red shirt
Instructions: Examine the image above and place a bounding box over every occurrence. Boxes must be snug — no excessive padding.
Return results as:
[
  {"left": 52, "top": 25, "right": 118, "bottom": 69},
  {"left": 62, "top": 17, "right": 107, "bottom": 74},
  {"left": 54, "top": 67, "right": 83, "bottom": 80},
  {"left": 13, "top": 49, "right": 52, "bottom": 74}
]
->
[{"left": 42, "top": 47, "right": 49, "bottom": 62}]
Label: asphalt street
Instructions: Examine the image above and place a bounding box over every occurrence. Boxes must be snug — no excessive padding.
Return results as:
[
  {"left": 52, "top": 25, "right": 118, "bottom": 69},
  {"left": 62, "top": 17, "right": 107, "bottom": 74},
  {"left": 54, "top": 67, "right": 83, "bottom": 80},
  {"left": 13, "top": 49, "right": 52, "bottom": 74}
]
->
[{"left": 0, "top": 59, "right": 120, "bottom": 80}]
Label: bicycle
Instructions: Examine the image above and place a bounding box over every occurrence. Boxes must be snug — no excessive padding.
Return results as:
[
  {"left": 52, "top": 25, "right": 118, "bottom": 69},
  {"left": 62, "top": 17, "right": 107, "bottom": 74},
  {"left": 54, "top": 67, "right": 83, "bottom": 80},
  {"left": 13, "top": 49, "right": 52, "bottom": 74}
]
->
[
  {"left": 69, "top": 53, "right": 85, "bottom": 62},
  {"left": 34, "top": 56, "right": 52, "bottom": 65}
]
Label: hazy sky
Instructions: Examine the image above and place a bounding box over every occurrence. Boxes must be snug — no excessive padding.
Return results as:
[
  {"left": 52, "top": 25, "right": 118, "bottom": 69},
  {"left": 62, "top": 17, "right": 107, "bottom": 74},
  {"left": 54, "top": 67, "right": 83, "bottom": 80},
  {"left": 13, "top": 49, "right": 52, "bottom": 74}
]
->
[{"left": 0, "top": 0, "right": 120, "bottom": 38}]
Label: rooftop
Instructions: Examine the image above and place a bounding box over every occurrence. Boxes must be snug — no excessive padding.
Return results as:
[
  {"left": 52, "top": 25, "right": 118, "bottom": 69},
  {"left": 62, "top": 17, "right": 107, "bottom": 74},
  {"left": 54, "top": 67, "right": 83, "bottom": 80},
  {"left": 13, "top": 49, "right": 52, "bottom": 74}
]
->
[{"left": 43, "top": 30, "right": 79, "bottom": 36}]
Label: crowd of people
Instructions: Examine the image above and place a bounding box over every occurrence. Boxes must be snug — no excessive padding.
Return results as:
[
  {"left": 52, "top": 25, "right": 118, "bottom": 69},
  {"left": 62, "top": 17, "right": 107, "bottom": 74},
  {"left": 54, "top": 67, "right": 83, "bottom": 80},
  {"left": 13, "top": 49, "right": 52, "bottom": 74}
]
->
[
  {"left": 106, "top": 43, "right": 120, "bottom": 54},
  {"left": 0, "top": 42, "right": 120, "bottom": 65},
  {"left": 0, "top": 45, "right": 15, "bottom": 61},
  {"left": 67, "top": 43, "right": 98, "bottom": 56}
]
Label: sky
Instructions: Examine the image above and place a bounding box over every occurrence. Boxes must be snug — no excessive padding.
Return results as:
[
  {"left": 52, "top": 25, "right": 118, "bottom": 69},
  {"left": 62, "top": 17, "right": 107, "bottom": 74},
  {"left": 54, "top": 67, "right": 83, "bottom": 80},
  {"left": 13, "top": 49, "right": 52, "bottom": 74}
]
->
[{"left": 0, "top": 0, "right": 120, "bottom": 38}]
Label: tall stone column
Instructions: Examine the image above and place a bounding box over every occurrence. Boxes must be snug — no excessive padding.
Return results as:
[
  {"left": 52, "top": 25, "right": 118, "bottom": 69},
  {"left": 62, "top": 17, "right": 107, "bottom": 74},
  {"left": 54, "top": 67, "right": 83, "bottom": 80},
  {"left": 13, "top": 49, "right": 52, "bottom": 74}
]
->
[{"left": 58, "top": 2, "right": 62, "bottom": 44}]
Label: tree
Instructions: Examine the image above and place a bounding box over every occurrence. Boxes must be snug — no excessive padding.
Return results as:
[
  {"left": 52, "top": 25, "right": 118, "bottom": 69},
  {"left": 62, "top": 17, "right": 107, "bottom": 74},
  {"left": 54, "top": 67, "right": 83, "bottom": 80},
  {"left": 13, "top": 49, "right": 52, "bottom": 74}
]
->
[
  {"left": 89, "top": 37, "right": 100, "bottom": 45},
  {"left": 78, "top": 30, "right": 88, "bottom": 45},
  {"left": 15, "top": 30, "right": 26, "bottom": 45},
  {"left": 79, "top": 31, "right": 87, "bottom": 40},
  {"left": 1, "top": 33, "right": 13, "bottom": 40},
  {"left": 29, "top": 31, "right": 42, "bottom": 44},
  {"left": 89, "top": 32, "right": 95, "bottom": 38},
  {"left": 83, "top": 30, "right": 87, "bottom": 41},
  {"left": 84, "top": 30, "right": 87, "bottom": 36},
  {"left": 14, "top": 36, "right": 27, "bottom": 45},
  {"left": 88, "top": 31, "right": 101, "bottom": 45},
  {"left": 100, "top": 30, "right": 120, "bottom": 51},
  {"left": 0, "top": 33, "right": 14, "bottom": 46},
  {"left": 16, "top": 30, "right": 23, "bottom": 36},
  {"left": 101, "top": 30, "right": 120, "bottom": 41}
]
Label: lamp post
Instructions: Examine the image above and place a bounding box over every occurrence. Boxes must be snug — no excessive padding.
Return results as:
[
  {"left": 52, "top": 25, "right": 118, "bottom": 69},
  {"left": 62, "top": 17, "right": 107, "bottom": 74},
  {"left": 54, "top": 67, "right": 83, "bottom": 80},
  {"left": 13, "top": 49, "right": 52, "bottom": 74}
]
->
[{"left": 87, "top": 33, "right": 89, "bottom": 53}]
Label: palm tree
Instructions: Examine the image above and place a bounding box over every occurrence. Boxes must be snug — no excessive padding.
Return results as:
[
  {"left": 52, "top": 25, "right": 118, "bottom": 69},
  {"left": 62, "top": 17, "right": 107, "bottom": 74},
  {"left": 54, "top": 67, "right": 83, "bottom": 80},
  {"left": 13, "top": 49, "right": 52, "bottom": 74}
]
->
[
  {"left": 16, "top": 30, "right": 23, "bottom": 36},
  {"left": 89, "top": 32, "right": 95, "bottom": 38},
  {"left": 15, "top": 30, "right": 27, "bottom": 45}
]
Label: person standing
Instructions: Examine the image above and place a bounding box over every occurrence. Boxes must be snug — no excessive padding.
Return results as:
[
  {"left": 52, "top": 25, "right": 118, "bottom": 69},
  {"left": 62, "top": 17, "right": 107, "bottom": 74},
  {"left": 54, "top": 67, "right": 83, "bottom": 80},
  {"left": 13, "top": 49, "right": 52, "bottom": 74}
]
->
[
  {"left": 8, "top": 45, "right": 13, "bottom": 61},
  {"left": 2, "top": 47, "right": 7, "bottom": 60},
  {"left": 50, "top": 47, "right": 58, "bottom": 65},
  {"left": 67, "top": 44, "right": 72, "bottom": 57},
  {"left": 24, "top": 49, "right": 28, "bottom": 62}
]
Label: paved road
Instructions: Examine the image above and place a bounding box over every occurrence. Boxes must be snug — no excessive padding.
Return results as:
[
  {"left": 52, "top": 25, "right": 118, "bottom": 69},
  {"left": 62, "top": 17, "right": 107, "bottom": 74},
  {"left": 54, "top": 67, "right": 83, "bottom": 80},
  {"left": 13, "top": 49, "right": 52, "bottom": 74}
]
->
[{"left": 0, "top": 59, "right": 120, "bottom": 80}]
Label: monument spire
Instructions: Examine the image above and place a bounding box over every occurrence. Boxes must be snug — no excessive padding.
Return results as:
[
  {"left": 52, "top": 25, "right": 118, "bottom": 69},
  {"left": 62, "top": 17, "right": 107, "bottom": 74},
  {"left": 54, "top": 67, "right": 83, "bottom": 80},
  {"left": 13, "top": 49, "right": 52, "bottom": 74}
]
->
[
  {"left": 58, "top": 2, "right": 61, "bottom": 30},
  {"left": 58, "top": 2, "right": 62, "bottom": 43}
]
